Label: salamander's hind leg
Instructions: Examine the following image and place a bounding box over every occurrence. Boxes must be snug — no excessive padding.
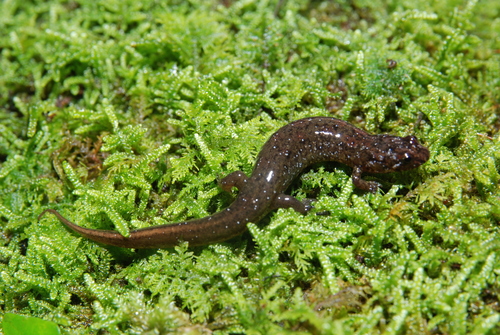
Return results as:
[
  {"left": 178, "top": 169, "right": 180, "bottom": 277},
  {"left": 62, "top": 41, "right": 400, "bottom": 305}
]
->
[
  {"left": 272, "top": 194, "right": 314, "bottom": 215},
  {"left": 220, "top": 171, "right": 249, "bottom": 193}
]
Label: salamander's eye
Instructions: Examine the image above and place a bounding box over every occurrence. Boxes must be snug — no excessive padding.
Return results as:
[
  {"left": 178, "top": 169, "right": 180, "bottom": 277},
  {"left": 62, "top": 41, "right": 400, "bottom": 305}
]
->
[{"left": 403, "top": 153, "right": 412, "bottom": 163}]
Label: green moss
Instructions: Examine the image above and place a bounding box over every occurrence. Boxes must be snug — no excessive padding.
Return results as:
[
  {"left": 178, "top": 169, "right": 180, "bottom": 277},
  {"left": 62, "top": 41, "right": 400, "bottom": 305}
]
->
[{"left": 1, "top": 0, "right": 499, "bottom": 333}]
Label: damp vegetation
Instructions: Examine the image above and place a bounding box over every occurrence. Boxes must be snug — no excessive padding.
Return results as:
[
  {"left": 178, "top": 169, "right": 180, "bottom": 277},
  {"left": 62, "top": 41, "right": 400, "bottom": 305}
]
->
[{"left": 1, "top": 0, "right": 499, "bottom": 334}]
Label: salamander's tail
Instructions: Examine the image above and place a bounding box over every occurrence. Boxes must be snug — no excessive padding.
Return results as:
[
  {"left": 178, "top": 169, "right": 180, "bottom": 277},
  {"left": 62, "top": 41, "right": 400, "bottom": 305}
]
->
[{"left": 38, "top": 209, "right": 132, "bottom": 247}]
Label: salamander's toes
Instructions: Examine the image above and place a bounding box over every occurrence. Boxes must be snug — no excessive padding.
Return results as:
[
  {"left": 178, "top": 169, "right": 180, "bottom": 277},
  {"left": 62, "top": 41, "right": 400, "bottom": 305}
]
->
[{"left": 302, "top": 198, "right": 316, "bottom": 212}]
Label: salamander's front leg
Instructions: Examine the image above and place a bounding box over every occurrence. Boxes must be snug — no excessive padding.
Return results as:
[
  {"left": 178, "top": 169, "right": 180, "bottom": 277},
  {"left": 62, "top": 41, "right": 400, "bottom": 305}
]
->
[
  {"left": 352, "top": 166, "right": 380, "bottom": 193},
  {"left": 220, "top": 171, "right": 249, "bottom": 193},
  {"left": 272, "top": 194, "right": 313, "bottom": 215}
]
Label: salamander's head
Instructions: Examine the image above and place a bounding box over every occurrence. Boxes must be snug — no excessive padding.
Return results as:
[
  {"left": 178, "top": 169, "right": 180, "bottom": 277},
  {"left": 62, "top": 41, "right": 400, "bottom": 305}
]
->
[{"left": 365, "top": 135, "right": 430, "bottom": 173}]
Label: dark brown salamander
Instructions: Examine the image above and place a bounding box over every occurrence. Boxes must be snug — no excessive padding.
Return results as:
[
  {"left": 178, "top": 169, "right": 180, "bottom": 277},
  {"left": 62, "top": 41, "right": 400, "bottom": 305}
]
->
[{"left": 39, "top": 117, "right": 430, "bottom": 248}]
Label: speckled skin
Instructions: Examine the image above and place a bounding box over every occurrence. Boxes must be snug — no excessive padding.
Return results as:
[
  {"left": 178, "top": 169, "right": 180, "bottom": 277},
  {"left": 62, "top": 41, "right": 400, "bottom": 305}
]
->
[{"left": 39, "top": 117, "right": 430, "bottom": 248}]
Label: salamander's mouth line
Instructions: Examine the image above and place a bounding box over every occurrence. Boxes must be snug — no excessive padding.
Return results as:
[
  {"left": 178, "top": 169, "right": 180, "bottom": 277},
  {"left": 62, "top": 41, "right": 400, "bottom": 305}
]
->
[{"left": 39, "top": 117, "right": 430, "bottom": 248}]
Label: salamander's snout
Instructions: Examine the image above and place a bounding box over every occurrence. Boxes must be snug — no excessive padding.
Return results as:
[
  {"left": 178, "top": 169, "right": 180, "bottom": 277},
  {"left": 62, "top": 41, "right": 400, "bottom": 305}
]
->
[{"left": 394, "top": 136, "right": 430, "bottom": 171}]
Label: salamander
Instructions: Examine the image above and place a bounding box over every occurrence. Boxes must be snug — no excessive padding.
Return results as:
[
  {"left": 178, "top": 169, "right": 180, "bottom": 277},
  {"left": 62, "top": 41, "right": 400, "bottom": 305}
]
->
[{"left": 39, "top": 117, "right": 430, "bottom": 248}]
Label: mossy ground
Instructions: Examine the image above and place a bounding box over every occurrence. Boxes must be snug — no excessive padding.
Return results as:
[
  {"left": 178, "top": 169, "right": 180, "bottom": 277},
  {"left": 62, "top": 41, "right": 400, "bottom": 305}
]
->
[{"left": 1, "top": 0, "right": 499, "bottom": 334}]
